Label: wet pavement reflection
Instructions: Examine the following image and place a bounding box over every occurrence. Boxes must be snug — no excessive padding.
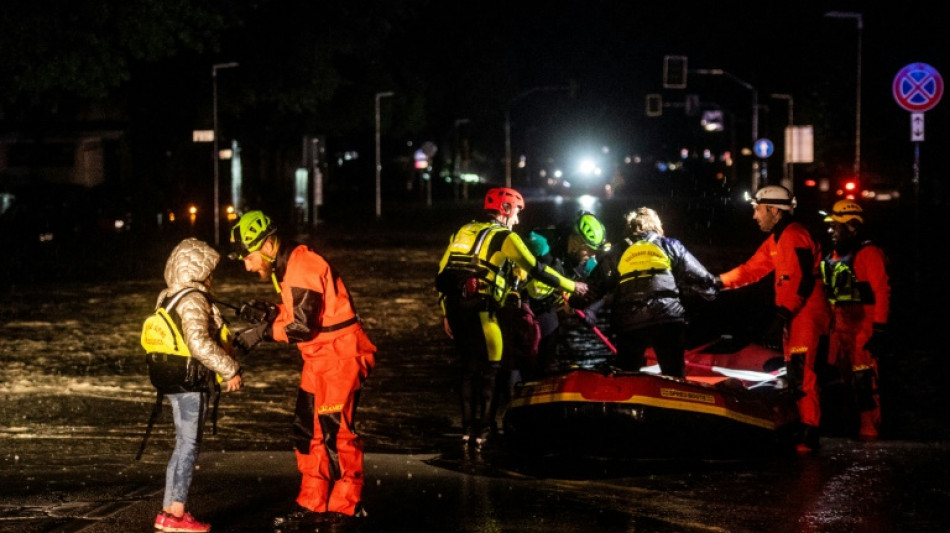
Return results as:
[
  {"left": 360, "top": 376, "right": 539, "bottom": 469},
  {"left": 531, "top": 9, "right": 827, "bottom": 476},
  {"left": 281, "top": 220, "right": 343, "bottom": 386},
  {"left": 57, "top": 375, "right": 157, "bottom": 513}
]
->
[{"left": 1, "top": 197, "right": 949, "bottom": 532}]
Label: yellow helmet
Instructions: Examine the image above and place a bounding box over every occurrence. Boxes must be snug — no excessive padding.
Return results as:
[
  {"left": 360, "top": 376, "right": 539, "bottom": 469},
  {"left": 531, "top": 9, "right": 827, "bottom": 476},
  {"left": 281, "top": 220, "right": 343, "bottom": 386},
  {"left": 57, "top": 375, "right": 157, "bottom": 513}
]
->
[
  {"left": 824, "top": 200, "right": 864, "bottom": 224},
  {"left": 229, "top": 210, "right": 276, "bottom": 259}
]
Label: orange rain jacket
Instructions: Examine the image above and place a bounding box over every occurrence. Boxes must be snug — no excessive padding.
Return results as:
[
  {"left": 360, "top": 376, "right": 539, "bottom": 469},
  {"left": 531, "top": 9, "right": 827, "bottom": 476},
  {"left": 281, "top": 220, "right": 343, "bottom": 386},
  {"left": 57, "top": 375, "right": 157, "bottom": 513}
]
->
[
  {"left": 720, "top": 218, "right": 830, "bottom": 427},
  {"left": 272, "top": 241, "right": 376, "bottom": 516}
]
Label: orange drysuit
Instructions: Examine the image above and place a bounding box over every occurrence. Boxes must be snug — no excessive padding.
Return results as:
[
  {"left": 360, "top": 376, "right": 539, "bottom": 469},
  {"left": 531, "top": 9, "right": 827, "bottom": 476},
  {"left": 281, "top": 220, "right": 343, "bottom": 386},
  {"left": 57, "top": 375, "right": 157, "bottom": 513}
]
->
[
  {"left": 720, "top": 219, "right": 831, "bottom": 428},
  {"left": 271, "top": 242, "right": 376, "bottom": 516},
  {"left": 822, "top": 241, "right": 890, "bottom": 438}
]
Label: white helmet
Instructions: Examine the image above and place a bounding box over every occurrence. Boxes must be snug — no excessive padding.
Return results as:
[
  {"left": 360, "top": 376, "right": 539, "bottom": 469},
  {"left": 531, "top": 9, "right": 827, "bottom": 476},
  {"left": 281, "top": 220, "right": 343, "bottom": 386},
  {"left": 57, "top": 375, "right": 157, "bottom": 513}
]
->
[{"left": 751, "top": 185, "right": 797, "bottom": 211}]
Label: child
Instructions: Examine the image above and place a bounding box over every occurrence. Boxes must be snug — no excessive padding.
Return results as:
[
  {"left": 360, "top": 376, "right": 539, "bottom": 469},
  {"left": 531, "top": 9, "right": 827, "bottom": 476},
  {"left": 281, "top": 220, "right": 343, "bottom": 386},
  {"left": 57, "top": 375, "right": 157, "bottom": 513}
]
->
[{"left": 149, "top": 238, "right": 243, "bottom": 532}]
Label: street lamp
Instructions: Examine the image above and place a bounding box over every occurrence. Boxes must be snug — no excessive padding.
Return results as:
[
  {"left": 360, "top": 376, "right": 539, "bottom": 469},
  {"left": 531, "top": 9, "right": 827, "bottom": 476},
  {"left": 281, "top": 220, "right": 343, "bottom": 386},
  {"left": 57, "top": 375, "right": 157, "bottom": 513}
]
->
[
  {"left": 825, "top": 11, "right": 863, "bottom": 181},
  {"left": 693, "top": 69, "right": 759, "bottom": 190},
  {"left": 505, "top": 85, "right": 571, "bottom": 188},
  {"left": 454, "top": 118, "right": 470, "bottom": 200},
  {"left": 770, "top": 93, "right": 794, "bottom": 190},
  {"left": 375, "top": 91, "right": 394, "bottom": 219},
  {"left": 212, "top": 61, "right": 239, "bottom": 246}
]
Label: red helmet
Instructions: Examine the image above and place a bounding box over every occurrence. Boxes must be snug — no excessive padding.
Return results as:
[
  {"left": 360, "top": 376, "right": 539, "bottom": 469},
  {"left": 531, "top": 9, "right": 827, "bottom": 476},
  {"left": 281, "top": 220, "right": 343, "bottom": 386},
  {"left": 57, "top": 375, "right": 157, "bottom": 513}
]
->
[{"left": 484, "top": 187, "right": 525, "bottom": 215}]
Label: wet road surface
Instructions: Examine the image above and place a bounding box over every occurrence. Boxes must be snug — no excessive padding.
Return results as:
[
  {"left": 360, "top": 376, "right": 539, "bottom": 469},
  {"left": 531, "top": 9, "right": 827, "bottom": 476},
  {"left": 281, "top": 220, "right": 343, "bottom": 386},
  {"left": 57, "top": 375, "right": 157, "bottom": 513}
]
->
[{"left": 2, "top": 196, "right": 949, "bottom": 532}]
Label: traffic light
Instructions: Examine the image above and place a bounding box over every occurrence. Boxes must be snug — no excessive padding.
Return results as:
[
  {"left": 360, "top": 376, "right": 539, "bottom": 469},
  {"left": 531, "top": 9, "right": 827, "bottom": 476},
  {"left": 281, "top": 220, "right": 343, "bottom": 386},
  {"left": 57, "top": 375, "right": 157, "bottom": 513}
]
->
[
  {"left": 663, "top": 55, "right": 687, "bottom": 89},
  {"left": 839, "top": 178, "right": 860, "bottom": 199}
]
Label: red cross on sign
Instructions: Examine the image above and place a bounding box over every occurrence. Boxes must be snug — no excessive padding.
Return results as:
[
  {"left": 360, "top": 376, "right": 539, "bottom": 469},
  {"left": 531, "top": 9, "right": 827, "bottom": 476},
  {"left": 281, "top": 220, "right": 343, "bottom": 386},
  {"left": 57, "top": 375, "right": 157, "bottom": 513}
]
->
[{"left": 893, "top": 63, "right": 944, "bottom": 113}]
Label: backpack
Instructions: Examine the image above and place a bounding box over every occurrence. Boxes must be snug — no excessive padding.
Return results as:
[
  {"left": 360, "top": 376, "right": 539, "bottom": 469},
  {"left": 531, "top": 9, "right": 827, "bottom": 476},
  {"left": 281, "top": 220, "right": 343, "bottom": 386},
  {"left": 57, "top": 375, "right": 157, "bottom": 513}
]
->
[
  {"left": 136, "top": 288, "right": 221, "bottom": 460},
  {"left": 141, "top": 288, "right": 215, "bottom": 393}
]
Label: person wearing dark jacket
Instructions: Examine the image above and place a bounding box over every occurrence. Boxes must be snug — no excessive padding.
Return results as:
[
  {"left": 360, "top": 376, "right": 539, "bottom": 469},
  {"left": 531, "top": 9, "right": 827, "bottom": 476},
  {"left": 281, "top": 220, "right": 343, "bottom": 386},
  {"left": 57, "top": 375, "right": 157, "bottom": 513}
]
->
[{"left": 572, "top": 207, "right": 718, "bottom": 377}]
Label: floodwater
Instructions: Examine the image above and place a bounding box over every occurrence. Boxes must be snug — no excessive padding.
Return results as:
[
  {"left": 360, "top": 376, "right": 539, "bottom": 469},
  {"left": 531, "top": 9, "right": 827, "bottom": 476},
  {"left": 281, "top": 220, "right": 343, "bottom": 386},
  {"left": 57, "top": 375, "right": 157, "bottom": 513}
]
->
[{"left": 1, "top": 196, "right": 949, "bottom": 532}]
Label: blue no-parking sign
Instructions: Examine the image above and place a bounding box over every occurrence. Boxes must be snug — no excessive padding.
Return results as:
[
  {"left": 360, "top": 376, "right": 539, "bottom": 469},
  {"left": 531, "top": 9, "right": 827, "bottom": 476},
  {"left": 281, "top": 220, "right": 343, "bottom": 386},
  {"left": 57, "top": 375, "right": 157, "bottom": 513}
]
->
[{"left": 893, "top": 63, "right": 943, "bottom": 113}]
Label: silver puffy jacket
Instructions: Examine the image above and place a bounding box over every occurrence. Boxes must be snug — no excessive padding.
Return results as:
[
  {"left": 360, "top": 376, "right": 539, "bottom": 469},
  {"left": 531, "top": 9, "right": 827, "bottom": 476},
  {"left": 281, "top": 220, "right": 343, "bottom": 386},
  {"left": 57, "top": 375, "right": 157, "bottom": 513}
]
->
[{"left": 156, "top": 238, "right": 241, "bottom": 381}]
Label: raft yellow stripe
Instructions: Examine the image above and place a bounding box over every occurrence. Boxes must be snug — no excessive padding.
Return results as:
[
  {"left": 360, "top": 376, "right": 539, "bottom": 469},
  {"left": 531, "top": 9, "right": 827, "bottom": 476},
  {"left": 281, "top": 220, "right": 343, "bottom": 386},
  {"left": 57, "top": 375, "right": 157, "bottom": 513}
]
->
[{"left": 509, "top": 391, "right": 776, "bottom": 430}]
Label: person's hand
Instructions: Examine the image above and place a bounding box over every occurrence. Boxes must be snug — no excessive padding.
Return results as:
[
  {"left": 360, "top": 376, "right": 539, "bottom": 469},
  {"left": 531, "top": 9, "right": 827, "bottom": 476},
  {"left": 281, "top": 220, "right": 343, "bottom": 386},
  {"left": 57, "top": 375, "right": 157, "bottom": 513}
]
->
[
  {"left": 761, "top": 307, "right": 791, "bottom": 351},
  {"left": 573, "top": 281, "right": 589, "bottom": 296},
  {"left": 224, "top": 373, "right": 243, "bottom": 392},
  {"left": 714, "top": 276, "right": 724, "bottom": 290},
  {"left": 234, "top": 322, "right": 271, "bottom": 353},
  {"left": 443, "top": 317, "right": 454, "bottom": 339},
  {"left": 239, "top": 300, "right": 278, "bottom": 324},
  {"left": 863, "top": 323, "right": 891, "bottom": 358}
]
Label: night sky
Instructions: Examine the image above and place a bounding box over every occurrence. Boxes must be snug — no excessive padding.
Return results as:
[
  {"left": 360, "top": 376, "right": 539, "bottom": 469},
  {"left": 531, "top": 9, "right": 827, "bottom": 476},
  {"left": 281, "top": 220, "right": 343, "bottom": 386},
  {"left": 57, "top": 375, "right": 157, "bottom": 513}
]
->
[{"left": 0, "top": 1, "right": 947, "bottom": 214}]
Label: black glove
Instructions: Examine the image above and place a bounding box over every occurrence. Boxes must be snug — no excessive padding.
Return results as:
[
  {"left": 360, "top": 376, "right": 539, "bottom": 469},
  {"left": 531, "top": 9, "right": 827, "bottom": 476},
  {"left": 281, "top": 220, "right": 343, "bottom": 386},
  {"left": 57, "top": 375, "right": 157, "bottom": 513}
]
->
[
  {"left": 713, "top": 276, "right": 724, "bottom": 290},
  {"left": 234, "top": 322, "right": 272, "bottom": 353},
  {"left": 863, "top": 323, "right": 890, "bottom": 358},
  {"left": 761, "top": 307, "right": 791, "bottom": 351},
  {"left": 239, "top": 299, "right": 279, "bottom": 325}
]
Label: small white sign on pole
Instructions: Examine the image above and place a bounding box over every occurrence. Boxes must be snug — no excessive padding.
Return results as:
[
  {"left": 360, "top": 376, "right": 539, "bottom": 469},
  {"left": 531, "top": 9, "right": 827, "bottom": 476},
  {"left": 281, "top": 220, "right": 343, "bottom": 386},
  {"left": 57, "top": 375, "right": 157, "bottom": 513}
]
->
[
  {"left": 193, "top": 130, "right": 214, "bottom": 143},
  {"left": 785, "top": 125, "right": 814, "bottom": 163},
  {"left": 911, "top": 112, "right": 925, "bottom": 141}
]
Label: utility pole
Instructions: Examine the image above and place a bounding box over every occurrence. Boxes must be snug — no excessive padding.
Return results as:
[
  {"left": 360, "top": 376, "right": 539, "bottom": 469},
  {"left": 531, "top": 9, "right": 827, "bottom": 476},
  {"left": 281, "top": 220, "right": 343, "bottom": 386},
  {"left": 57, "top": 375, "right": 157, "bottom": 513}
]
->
[
  {"left": 211, "top": 62, "right": 238, "bottom": 246},
  {"left": 825, "top": 11, "right": 863, "bottom": 181},
  {"left": 693, "top": 68, "right": 759, "bottom": 190},
  {"left": 771, "top": 93, "right": 794, "bottom": 191},
  {"left": 374, "top": 91, "right": 394, "bottom": 219}
]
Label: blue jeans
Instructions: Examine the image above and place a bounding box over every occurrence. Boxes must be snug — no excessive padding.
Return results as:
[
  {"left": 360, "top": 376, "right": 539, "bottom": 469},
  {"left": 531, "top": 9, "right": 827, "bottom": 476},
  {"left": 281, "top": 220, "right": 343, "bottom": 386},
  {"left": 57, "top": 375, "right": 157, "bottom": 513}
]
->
[{"left": 163, "top": 392, "right": 203, "bottom": 508}]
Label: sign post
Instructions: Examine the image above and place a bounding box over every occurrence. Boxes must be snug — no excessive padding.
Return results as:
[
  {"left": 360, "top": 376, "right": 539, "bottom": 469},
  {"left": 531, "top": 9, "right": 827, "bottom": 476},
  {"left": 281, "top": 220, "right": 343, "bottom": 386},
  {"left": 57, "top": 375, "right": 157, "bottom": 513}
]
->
[
  {"left": 753, "top": 138, "right": 773, "bottom": 186},
  {"left": 892, "top": 62, "right": 942, "bottom": 196},
  {"left": 893, "top": 62, "right": 943, "bottom": 310}
]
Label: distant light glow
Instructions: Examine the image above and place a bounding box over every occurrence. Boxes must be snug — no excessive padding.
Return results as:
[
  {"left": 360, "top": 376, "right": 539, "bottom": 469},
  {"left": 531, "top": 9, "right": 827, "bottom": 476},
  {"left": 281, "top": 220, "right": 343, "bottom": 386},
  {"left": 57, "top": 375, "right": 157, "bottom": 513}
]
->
[
  {"left": 577, "top": 195, "right": 598, "bottom": 212},
  {"left": 578, "top": 158, "right": 598, "bottom": 175}
]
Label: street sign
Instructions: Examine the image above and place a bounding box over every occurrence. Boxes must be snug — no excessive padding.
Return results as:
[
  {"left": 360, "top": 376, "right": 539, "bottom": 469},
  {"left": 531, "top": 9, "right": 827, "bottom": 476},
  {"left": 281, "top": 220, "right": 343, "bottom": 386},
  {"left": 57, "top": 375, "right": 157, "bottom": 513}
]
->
[
  {"left": 785, "top": 126, "right": 814, "bottom": 163},
  {"left": 753, "top": 138, "right": 774, "bottom": 159},
  {"left": 893, "top": 63, "right": 944, "bottom": 112},
  {"left": 912, "top": 112, "right": 925, "bottom": 141}
]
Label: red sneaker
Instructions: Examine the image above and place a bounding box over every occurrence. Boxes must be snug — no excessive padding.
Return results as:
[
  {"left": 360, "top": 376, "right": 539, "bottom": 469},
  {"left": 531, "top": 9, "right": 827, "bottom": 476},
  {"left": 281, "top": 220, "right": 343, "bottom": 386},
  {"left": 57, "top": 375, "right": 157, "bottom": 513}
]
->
[
  {"left": 162, "top": 512, "right": 211, "bottom": 533},
  {"left": 154, "top": 511, "right": 168, "bottom": 530}
]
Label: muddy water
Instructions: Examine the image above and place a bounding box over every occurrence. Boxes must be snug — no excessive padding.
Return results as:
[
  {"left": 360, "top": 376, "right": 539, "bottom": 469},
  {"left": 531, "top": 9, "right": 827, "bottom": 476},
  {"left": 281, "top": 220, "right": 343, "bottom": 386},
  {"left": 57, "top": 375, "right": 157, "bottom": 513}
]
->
[{"left": 2, "top": 197, "right": 949, "bottom": 532}]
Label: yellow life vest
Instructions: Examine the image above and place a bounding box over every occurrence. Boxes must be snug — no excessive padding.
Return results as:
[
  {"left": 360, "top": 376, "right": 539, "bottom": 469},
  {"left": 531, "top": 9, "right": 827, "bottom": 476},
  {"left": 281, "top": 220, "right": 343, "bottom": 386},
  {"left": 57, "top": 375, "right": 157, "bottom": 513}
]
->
[{"left": 141, "top": 289, "right": 195, "bottom": 356}]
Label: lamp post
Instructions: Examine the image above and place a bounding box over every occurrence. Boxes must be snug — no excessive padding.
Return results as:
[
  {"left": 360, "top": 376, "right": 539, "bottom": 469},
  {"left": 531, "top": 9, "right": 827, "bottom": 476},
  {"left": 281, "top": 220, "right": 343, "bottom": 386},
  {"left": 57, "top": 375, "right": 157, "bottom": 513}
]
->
[
  {"left": 374, "top": 91, "right": 394, "bottom": 219},
  {"left": 770, "top": 93, "right": 794, "bottom": 191},
  {"left": 693, "top": 69, "right": 759, "bottom": 190},
  {"left": 505, "top": 85, "right": 571, "bottom": 188},
  {"left": 454, "top": 118, "right": 470, "bottom": 200},
  {"left": 212, "top": 61, "right": 239, "bottom": 246},
  {"left": 825, "top": 11, "right": 863, "bottom": 181}
]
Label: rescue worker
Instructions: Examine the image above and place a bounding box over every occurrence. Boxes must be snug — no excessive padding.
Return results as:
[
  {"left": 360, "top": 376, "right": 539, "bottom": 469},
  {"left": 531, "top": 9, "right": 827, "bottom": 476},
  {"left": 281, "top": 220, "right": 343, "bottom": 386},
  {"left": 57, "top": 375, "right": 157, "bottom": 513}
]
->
[
  {"left": 821, "top": 200, "right": 891, "bottom": 441},
  {"left": 436, "top": 187, "right": 588, "bottom": 448},
  {"left": 151, "top": 238, "right": 243, "bottom": 533},
  {"left": 523, "top": 211, "right": 609, "bottom": 377},
  {"left": 571, "top": 207, "right": 718, "bottom": 377},
  {"left": 229, "top": 211, "right": 376, "bottom": 527},
  {"left": 717, "top": 185, "right": 831, "bottom": 453}
]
